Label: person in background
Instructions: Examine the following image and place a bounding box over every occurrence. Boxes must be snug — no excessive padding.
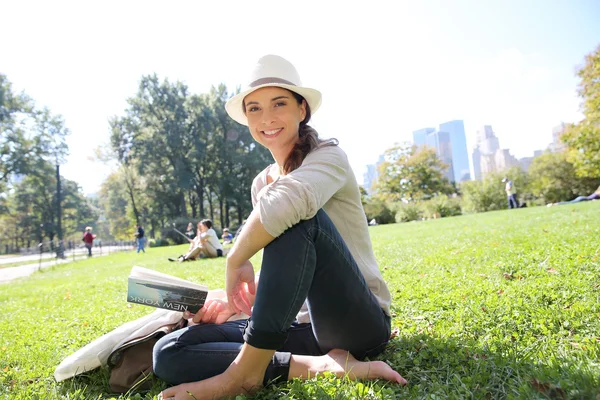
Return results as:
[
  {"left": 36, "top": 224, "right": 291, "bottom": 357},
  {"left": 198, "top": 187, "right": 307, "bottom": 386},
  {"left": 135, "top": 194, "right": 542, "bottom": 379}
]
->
[
  {"left": 169, "top": 220, "right": 223, "bottom": 261},
  {"left": 185, "top": 222, "right": 196, "bottom": 241},
  {"left": 82, "top": 227, "right": 96, "bottom": 257},
  {"left": 221, "top": 228, "right": 233, "bottom": 245},
  {"left": 136, "top": 225, "right": 146, "bottom": 253},
  {"left": 502, "top": 177, "right": 519, "bottom": 209},
  {"left": 547, "top": 185, "right": 600, "bottom": 207}
]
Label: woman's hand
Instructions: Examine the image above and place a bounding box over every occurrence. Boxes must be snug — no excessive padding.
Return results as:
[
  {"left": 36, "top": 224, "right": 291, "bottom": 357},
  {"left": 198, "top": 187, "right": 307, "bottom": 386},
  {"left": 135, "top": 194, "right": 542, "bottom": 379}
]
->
[
  {"left": 226, "top": 259, "right": 256, "bottom": 316},
  {"left": 183, "top": 299, "right": 235, "bottom": 325}
]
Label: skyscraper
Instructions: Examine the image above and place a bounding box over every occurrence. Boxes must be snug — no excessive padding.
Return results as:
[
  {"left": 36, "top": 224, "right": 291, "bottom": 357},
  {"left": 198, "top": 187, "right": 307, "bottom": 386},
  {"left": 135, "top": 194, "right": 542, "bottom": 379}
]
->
[
  {"left": 412, "top": 127, "right": 435, "bottom": 147},
  {"left": 439, "top": 120, "right": 470, "bottom": 182}
]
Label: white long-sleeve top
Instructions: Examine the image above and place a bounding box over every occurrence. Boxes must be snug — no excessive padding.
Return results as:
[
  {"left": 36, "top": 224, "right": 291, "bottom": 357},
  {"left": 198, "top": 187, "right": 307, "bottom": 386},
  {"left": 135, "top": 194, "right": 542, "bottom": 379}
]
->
[{"left": 251, "top": 144, "right": 392, "bottom": 320}]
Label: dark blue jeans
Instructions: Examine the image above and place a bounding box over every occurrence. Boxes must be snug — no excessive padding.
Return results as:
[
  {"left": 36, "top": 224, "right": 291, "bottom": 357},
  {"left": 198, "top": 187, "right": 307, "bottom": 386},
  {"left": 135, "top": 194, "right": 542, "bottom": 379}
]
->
[
  {"left": 508, "top": 194, "right": 518, "bottom": 209},
  {"left": 153, "top": 209, "right": 390, "bottom": 385}
]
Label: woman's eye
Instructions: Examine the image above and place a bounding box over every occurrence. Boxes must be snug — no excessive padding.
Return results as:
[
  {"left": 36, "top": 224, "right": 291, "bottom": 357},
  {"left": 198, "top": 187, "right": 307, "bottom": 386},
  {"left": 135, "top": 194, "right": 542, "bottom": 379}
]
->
[
  {"left": 247, "top": 106, "right": 260, "bottom": 112},
  {"left": 274, "top": 101, "right": 286, "bottom": 107}
]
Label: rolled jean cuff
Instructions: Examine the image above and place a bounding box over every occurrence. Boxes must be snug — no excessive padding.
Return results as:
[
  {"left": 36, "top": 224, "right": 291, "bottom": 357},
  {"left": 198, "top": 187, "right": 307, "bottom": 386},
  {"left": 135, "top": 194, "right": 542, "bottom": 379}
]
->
[
  {"left": 243, "top": 319, "right": 288, "bottom": 350},
  {"left": 264, "top": 352, "right": 291, "bottom": 385}
]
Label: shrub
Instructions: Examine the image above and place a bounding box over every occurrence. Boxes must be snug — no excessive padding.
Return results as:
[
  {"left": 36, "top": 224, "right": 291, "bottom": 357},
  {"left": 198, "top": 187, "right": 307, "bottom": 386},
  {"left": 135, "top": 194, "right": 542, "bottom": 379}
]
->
[
  {"left": 460, "top": 179, "right": 506, "bottom": 213},
  {"left": 421, "top": 195, "right": 462, "bottom": 219},
  {"left": 363, "top": 199, "right": 395, "bottom": 225},
  {"left": 161, "top": 217, "right": 195, "bottom": 245},
  {"left": 148, "top": 238, "right": 171, "bottom": 248},
  {"left": 395, "top": 202, "right": 422, "bottom": 222}
]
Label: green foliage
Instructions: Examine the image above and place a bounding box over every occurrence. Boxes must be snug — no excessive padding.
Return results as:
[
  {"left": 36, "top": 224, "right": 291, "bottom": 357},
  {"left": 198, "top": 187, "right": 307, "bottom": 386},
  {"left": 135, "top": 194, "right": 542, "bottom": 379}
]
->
[
  {"left": 147, "top": 238, "right": 171, "bottom": 248},
  {"left": 460, "top": 167, "right": 529, "bottom": 213},
  {"left": 421, "top": 195, "right": 462, "bottom": 219},
  {"left": 563, "top": 43, "right": 600, "bottom": 177},
  {"left": 459, "top": 179, "right": 506, "bottom": 213},
  {"left": 363, "top": 198, "right": 395, "bottom": 225},
  {"left": 394, "top": 202, "right": 422, "bottom": 222},
  {"left": 528, "top": 151, "right": 600, "bottom": 204},
  {"left": 376, "top": 144, "right": 454, "bottom": 202},
  {"left": 161, "top": 216, "right": 195, "bottom": 245},
  {"left": 2, "top": 204, "right": 599, "bottom": 399}
]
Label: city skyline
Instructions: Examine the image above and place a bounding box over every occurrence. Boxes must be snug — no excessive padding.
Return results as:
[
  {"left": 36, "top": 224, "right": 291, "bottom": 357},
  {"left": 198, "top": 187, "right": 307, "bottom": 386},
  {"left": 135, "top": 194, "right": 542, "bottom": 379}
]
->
[{"left": 364, "top": 120, "right": 559, "bottom": 189}]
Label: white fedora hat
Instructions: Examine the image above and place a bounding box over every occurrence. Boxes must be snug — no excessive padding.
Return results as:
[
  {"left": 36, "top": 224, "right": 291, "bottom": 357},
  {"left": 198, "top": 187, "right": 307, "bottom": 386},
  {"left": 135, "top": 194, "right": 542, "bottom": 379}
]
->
[{"left": 225, "top": 55, "right": 322, "bottom": 126}]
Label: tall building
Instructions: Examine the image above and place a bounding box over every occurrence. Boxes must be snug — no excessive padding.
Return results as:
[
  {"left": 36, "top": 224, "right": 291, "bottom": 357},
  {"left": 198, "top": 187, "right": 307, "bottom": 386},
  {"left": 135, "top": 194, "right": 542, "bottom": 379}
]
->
[
  {"left": 472, "top": 125, "right": 502, "bottom": 179},
  {"left": 413, "top": 122, "right": 470, "bottom": 183},
  {"left": 412, "top": 127, "right": 435, "bottom": 147},
  {"left": 476, "top": 125, "right": 500, "bottom": 155},
  {"left": 494, "top": 149, "right": 520, "bottom": 171},
  {"left": 472, "top": 146, "right": 482, "bottom": 180},
  {"left": 550, "top": 122, "right": 569, "bottom": 152},
  {"left": 363, "top": 155, "right": 385, "bottom": 194},
  {"left": 439, "top": 120, "right": 470, "bottom": 182}
]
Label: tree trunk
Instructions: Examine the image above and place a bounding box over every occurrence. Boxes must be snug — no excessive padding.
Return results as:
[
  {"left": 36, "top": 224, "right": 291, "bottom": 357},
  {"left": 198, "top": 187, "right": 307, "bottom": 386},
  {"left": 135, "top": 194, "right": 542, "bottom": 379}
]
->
[
  {"left": 125, "top": 183, "right": 141, "bottom": 224},
  {"left": 219, "top": 196, "right": 224, "bottom": 228},
  {"left": 225, "top": 199, "right": 230, "bottom": 227},
  {"left": 237, "top": 204, "right": 243, "bottom": 225},
  {"left": 206, "top": 187, "right": 214, "bottom": 222},
  {"left": 179, "top": 191, "right": 188, "bottom": 217},
  {"left": 189, "top": 190, "right": 197, "bottom": 219},
  {"left": 196, "top": 178, "right": 205, "bottom": 218}
]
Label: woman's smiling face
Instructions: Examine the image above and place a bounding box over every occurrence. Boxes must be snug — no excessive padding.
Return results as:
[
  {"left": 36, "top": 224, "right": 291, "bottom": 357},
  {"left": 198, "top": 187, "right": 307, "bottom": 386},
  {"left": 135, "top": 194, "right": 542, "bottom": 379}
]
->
[{"left": 243, "top": 86, "right": 306, "bottom": 156}]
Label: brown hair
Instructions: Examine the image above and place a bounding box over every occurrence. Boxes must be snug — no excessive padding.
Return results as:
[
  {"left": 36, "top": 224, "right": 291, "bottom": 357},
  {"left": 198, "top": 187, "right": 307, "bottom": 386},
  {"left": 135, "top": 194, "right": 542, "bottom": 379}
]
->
[
  {"left": 199, "top": 219, "right": 213, "bottom": 230},
  {"left": 283, "top": 91, "right": 337, "bottom": 173}
]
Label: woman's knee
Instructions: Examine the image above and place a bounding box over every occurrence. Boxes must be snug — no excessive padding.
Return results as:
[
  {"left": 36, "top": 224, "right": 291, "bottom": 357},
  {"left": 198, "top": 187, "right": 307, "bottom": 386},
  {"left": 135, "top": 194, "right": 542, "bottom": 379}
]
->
[{"left": 152, "top": 334, "right": 180, "bottom": 382}]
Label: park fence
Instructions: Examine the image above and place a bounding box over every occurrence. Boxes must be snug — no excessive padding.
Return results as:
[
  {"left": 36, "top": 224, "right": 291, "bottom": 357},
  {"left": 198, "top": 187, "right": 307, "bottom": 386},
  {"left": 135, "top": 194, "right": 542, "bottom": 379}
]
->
[{"left": 1, "top": 239, "right": 136, "bottom": 258}]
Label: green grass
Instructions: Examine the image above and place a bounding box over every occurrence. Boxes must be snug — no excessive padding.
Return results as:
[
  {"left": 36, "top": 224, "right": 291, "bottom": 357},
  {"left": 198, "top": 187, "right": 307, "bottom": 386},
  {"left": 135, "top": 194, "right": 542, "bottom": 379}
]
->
[{"left": 1, "top": 203, "right": 599, "bottom": 399}]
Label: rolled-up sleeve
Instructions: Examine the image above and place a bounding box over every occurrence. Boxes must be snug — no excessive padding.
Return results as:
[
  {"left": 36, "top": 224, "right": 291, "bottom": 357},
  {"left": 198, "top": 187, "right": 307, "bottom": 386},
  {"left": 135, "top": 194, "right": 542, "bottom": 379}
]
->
[{"left": 255, "top": 146, "right": 349, "bottom": 237}]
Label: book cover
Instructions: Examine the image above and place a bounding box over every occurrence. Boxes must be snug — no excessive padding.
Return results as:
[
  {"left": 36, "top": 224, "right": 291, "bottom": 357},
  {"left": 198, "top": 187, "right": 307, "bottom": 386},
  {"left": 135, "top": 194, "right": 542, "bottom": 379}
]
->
[{"left": 126, "top": 266, "right": 208, "bottom": 313}]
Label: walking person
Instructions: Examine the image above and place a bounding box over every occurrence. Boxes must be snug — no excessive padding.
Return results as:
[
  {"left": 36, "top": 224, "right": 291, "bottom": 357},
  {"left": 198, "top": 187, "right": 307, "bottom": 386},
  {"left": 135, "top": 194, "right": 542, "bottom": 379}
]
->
[
  {"left": 155, "top": 55, "right": 404, "bottom": 400},
  {"left": 135, "top": 225, "right": 146, "bottom": 254},
  {"left": 82, "top": 227, "right": 95, "bottom": 257},
  {"left": 502, "top": 177, "right": 519, "bottom": 209}
]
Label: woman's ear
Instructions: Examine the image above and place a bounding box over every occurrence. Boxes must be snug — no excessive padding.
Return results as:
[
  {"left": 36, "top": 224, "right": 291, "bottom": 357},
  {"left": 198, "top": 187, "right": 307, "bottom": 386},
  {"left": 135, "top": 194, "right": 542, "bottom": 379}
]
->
[{"left": 300, "top": 100, "right": 307, "bottom": 122}]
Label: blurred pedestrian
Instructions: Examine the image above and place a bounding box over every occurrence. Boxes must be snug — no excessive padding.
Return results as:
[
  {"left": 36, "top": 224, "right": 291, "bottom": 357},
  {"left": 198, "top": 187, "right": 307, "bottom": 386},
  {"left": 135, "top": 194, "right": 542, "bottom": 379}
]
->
[
  {"left": 82, "top": 227, "right": 96, "bottom": 257},
  {"left": 135, "top": 225, "right": 146, "bottom": 253},
  {"left": 502, "top": 177, "right": 519, "bottom": 209}
]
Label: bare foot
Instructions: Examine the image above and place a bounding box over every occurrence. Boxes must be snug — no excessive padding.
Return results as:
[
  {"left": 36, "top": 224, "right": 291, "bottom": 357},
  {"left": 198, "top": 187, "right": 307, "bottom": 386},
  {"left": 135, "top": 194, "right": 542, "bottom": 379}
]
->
[
  {"left": 290, "top": 349, "right": 407, "bottom": 385},
  {"left": 159, "top": 370, "right": 262, "bottom": 400}
]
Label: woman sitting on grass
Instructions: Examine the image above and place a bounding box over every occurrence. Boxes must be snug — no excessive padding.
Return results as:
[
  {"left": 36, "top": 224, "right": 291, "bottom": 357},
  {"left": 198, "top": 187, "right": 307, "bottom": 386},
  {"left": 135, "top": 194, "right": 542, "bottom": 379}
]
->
[
  {"left": 155, "top": 55, "right": 405, "bottom": 400},
  {"left": 169, "top": 219, "right": 223, "bottom": 261},
  {"left": 547, "top": 185, "right": 600, "bottom": 207}
]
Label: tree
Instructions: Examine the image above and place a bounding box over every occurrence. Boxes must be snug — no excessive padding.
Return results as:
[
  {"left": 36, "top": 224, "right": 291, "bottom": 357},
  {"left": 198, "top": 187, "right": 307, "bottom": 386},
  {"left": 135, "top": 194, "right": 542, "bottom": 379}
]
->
[
  {"left": 528, "top": 151, "right": 600, "bottom": 204},
  {"left": 1, "top": 74, "right": 33, "bottom": 185},
  {"left": 376, "top": 144, "right": 454, "bottom": 202},
  {"left": 563, "top": 43, "right": 600, "bottom": 177}
]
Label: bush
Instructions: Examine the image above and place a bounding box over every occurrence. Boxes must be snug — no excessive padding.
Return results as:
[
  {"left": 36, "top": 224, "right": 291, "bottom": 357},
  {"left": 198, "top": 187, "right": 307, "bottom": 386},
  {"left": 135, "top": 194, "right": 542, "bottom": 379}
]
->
[
  {"left": 148, "top": 238, "right": 171, "bottom": 248},
  {"left": 421, "top": 195, "right": 462, "bottom": 219},
  {"left": 395, "top": 202, "right": 422, "bottom": 223},
  {"left": 161, "top": 217, "right": 195, "bottom": 245},
  {"left": 460, "top": 179, "right": 506, "bottom": 213},
  {"left": 363, "top": 198, "right": 395, "bottom": 225}
]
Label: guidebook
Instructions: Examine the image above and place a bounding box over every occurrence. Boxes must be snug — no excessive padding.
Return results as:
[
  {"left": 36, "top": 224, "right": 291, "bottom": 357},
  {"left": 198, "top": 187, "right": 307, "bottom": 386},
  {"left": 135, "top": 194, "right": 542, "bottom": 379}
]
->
[{"left": 127, "top": 266, "right": 208, "bottom": 313}]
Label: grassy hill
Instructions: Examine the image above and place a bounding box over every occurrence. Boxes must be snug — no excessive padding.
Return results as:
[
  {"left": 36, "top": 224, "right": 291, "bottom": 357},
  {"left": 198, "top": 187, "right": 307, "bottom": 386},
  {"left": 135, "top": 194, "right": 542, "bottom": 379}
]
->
[{"left": 1, "top": 202, "right": 599, "bottom": 399}]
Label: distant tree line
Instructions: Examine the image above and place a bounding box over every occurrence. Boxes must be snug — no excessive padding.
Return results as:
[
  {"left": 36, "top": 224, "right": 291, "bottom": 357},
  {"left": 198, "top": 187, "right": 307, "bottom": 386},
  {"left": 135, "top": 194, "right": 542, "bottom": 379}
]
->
[{"left": 0, "top": 75, "right": 97, "bottom": 252}]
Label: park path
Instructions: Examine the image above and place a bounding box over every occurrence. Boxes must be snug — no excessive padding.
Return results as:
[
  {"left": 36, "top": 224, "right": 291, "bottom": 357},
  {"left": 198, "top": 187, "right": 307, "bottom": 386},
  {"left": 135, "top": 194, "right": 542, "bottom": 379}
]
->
[{"left": 0, "top": 246, "right": 133, "bottom": 284}]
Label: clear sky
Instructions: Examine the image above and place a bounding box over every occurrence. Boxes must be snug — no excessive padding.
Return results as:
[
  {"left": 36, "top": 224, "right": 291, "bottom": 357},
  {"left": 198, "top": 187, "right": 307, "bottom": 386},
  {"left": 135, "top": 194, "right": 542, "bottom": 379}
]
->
[{"left": 2, "top": 0, "right": 599, "bottom": 195}]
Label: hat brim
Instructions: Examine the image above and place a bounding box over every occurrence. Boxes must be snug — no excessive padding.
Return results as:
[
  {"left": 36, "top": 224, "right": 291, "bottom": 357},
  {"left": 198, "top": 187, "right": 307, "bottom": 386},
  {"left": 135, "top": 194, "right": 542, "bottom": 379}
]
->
[{"left": 225, "top": 83, "right": 322, "bottom": 126}]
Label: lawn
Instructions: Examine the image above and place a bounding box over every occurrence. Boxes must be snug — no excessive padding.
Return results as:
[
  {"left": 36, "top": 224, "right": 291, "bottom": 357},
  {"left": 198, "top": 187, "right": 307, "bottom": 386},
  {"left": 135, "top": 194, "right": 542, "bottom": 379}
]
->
[{"left": 1, "top": 202, "right": 599, "bottom": 399}]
